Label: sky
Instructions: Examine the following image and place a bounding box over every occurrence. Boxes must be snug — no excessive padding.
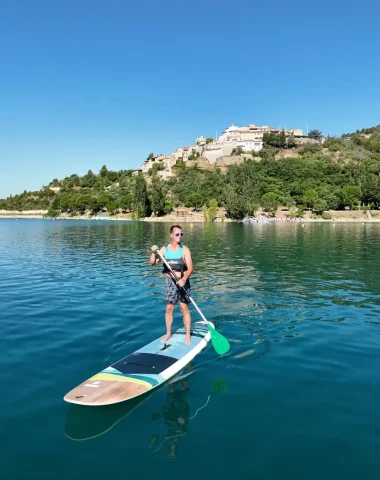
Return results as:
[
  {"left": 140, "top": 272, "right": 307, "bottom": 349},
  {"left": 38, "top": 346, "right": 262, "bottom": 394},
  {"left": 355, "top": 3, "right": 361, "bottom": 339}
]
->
[{"left": 1, "top": 0, "right": 379, "bottom": 198}]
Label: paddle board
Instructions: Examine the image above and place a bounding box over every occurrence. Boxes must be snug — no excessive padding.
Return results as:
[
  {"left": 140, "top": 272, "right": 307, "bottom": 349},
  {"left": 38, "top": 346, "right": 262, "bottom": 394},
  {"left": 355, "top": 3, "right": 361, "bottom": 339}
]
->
[
  {"left": 65, "top": 370, "right": 194, "bottom": 441},
  {"left": 64, "top": 321, "right": 212, "bottom": 406}
]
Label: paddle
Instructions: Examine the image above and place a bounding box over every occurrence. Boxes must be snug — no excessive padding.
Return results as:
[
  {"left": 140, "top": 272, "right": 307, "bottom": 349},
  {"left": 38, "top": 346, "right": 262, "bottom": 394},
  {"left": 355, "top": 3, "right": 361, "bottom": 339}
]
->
[
  {"left": 190, "top": 377, "right": 229, "bottom": 419},
  {"left": 155, "top": 248, "right": 230, "bottom": 355}
]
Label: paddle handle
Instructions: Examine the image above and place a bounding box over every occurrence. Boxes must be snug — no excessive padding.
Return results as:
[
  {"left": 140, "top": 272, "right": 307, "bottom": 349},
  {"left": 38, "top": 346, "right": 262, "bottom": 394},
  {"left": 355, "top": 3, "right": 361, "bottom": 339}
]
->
[{"left": 155, "top": 248, "right": 210, "bottom": 326}]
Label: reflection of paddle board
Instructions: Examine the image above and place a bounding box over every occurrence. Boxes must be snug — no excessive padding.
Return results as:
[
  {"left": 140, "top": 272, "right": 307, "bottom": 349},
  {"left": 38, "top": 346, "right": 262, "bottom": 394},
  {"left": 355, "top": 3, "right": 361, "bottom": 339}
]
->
[
  {"left": 65, "top": 392, "right": 151, "bottom": 441},
  {"left": 65, "top": 370, "right": 194, "bottom": 441},
  {"left": 64, "top": 322, "right": 212, "bottom": 406}
]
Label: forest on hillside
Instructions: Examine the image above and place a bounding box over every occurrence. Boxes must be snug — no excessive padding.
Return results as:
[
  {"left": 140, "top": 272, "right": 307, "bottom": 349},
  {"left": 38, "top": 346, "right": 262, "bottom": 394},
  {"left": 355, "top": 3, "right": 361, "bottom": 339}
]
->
[{"left": 1, "top": 126, "right": 380, "bottom": 219}]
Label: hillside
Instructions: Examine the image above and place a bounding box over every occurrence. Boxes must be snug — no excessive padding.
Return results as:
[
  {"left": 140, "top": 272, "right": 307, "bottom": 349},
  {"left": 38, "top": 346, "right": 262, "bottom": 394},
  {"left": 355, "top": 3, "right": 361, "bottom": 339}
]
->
[{"left": 1, "top": 126, "right": 380, "bottom": 219}]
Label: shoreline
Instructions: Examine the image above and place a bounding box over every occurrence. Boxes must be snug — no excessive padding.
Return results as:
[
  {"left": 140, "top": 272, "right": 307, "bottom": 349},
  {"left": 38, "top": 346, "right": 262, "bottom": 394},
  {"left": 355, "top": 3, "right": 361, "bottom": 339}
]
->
[{"left": 1, "top": 213, "right": 380, "bottom": 223}]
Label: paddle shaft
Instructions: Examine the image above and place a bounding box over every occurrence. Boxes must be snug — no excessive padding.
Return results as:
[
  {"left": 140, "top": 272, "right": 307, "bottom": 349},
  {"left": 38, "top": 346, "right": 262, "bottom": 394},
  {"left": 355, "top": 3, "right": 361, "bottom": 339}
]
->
[{"left": 155, "top": 249, "right": 210, "bottom": 326}]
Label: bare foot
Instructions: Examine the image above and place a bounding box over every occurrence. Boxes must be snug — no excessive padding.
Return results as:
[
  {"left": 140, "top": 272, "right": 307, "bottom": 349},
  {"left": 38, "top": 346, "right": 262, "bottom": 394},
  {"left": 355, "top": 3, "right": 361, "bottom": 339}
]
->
[
  {"left": 161, "top": 333, "right": 171, "bottom": 342},
  {"left": 185, "top": 336, "right": 191, "bottom": 345}
]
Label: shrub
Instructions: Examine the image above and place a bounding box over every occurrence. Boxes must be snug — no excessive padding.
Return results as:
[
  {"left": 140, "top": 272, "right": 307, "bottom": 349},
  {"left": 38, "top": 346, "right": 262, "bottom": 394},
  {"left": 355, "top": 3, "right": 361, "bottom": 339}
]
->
[
  {"left": 322, "top": 211, "right": 332, "bottom": 220},
  {"left": 45, "top": 209, "right": 60, "bottom": 218}
]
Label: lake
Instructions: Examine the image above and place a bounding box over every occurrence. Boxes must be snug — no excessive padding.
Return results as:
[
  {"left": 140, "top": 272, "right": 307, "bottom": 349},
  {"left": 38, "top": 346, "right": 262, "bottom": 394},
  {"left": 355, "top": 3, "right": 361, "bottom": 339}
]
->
[{"left": 1, "top": 219, "right": 380, "bottom": 480}]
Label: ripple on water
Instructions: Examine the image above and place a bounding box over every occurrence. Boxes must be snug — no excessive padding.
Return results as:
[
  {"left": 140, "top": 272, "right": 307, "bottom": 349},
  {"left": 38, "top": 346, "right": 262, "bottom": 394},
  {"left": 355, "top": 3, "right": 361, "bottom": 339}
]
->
[{"left": 2, "top": 220, "right": 380, "bottom": 479}]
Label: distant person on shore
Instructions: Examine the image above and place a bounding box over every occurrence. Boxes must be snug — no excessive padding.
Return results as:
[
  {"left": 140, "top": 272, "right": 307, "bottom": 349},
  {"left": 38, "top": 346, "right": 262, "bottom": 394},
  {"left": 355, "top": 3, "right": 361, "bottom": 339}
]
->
[{"left": 150, "top": 225, "right": 193, "bottom": 344}]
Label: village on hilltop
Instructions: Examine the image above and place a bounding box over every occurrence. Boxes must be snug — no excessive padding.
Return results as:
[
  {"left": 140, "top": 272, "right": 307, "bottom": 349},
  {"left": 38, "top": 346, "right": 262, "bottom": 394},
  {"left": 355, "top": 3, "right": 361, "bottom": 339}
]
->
[{"left": 134, "top": 122, "right": 320, "bottom": 179}]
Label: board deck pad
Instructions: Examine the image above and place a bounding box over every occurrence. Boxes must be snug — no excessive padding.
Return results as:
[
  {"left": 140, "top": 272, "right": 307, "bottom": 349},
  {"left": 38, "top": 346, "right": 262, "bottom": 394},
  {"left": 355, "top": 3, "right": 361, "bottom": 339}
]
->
[{"left": 64, "top": 322, "right": 212, "bottom": 406}]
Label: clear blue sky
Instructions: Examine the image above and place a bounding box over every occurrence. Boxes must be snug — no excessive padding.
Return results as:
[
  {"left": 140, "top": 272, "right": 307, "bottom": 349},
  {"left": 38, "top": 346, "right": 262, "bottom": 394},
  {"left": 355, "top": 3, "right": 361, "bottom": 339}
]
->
[{"left": 1, "top": 0, "right": 379, "bottom": 198}]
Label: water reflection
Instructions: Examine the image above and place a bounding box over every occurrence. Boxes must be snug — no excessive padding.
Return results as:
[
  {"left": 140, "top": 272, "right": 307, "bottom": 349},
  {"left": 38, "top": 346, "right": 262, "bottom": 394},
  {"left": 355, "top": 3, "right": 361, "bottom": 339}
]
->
[
  {"left": 148, "top": 376, "right": 190, "bottom": 458},
  {"left": 149, "top": 374, "right": 228, "bottom": 459},
  {"left": 65, "top": 368, "right": 228, "bottom": 456}
]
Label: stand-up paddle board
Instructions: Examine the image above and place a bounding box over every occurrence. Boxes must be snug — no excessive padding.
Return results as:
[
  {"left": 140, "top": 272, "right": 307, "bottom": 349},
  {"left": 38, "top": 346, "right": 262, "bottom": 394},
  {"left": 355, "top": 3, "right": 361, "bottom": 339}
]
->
[
  {"left": 65, "top": 370, "right": 194, "bottom": 441},
  {"left": 64, "top": 321, "right": 212, "bottom": 406}
]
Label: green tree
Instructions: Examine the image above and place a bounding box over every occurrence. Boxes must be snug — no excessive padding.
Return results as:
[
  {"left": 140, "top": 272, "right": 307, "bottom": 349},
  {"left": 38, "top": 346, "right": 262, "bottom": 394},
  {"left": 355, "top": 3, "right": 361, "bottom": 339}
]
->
[
  {"left": 231, "top": 146, "right": 244, "bottom": 156},
  {"left": 99, "top": 165, "right": 108, "bottom": 178},
  {"left": 82, "top": 170, "right": 97, "bottom": 188},
  {"left": 204, "top": 199, "right": 218, "bottom": 221},
  {"left": 302, "top": 189, "right": 319, "bottom": 209},
  {"left": 88, "top": 196, "right": 100, "bottom": 214},
  {"left": 117, "top": 193, "right": 134, "bottom": 211},
  {"left": 263, "top": 132, "right": 286, "bottom": 148},
  {"left": 164, "top": 199, "right": 174, "bottom": 214},
  {"left": 281, "top": 195, "right": 296, "bottom": 209},
  {"left": 362, "top": 174, "right": 380, "bottom": 207},
  {"left": 188, "top": 151, "right": 200, "bottom": 161},
  {"left": 342, "top": 185, "right": 362, "bottom": 209},
  {"left": 308, "top": 129, "right": 323, "bottom": 140},
  {"left": 59, "top": 195, "right": 73, "bottom": 212},
  {"left": 98, "top": 193, "right": 111, "bottom": 209},
  {"left": 250, "top": 202, "right": 261, "bottom": 215},
  {"left": 106, "top": 200, "right": 119, "bottom": 215},
  {"left": 261, "top": 192, "right": 280, "bottom": 213},
  {"left": 73, "top": 194, "right": 91, "bottom": 213},
  {"left": 324, "top": 193, "right": 340, "bottom": 210},
  {"left": 150, "top": 174, "right": 166, "bottom": 216},
  {"left": 186, "top": 192, "right": 204, "bottom": 209},
  {"left": 205, "top": 138, "right": 213, "bottom": 144},
  {"left": 133, "top": 173, "right": 148, "bottom": 218},
  {"left": 313, "top": 198, "right": 328, "bottom": 214},
  {"left": 45, "top": 209, "right": 60, "bottom": 217},
  {"left": 287, "top": 136, "right": 297, "bottom": 148}
]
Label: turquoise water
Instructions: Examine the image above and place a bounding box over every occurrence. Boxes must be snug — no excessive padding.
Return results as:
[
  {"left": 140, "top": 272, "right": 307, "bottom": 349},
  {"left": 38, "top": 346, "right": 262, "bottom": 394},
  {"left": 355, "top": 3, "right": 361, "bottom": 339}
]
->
[{"left": 1, "top": 219, "right": 380, "bottom": 479}]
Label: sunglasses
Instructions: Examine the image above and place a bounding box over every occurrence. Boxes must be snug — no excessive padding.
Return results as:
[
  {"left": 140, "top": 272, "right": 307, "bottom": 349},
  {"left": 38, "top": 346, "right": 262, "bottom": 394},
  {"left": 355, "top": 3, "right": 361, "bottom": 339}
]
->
[{"left": 174, "top": 233, "right": 184, "bottom": 237}]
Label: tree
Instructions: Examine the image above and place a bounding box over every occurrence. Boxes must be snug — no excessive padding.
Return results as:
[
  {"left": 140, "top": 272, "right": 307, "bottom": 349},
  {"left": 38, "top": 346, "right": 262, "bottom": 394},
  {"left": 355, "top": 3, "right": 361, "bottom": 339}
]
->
[
  {"left": 362, "top": 174, "right": 380, "bottom": 207},
  {"left": 51, "top": 196, "right": 60, "bottom": 210},
  {"left": 324, "top": 193, "right": 340, "bottom": 210},
  {"left": 342, "top": 185, "right": 362, "bottom": 209},
  {"left": 204, "top": 199, "right": 218, "bottom": 221},
  {"left": 164, "top": 199, "right": 174, "bottom": 214},
  {"left": 186, "top": 192, "right": 204, "bottom": 209},
  {"left": 313, "top": 198, "right": 328, "bottom": 214},
  {"left": 59, "top": 195, "right": 72, "bottom": 212},
  {"left": 133, "top": 173, "right": 148, "bottom": 218},
  {"left": 250, "top": 202, "right": 261, "bottom": 215},
  {"left": 106, "top": 200, "right": 119, "bottom": 215},
  {"left": 302, "top": 189, "right": 319, "bottom": 209},
  {"left": 287, "top": 136, "right": 297, "bottom": 148},
  {"left": 98, "top": 193, "right": 111, "bottom": 209},
  {"left": 231, "top": 146, "right": 244, "bottom": 156},
  {"left": 205, "top": 138, "right": 213, "bottom": 144},
  {"left": 281, "top": 195, "right": 296, "bottom": 209},
  {"left": 147, "top": 153, "right": 155, "bottom": 160},
  {"left": 82, "top": 170, "right": 96, "bottom": 188},
  {"left": 149, "top": 163, "right": 164, "bottom": 176},
  {"left": 99, "top": 165, "right": 108, "bottom": 178},
  {"left": 188, "top": 151, "right": 200, "bottom": 161},
  {"left": 150, "top": 173, "right": 166, "bottom": 216},
  {"left": 308, "top": 130, "right": 322, "bottom": 140},
  {"left": 263, "top": 132, "right": 286, "bottom": 148},
  {"left": 73, "top": 194, "right": 91, "bottom": 213},
  {"left": 117, "top": 193, "right": 134, "bottom": 211},
  {"left": 260, "top": 192, "right": 280, "bottom": 213},
  {"left": 88, "top": 196, "right": 100, "bottom": 214}
]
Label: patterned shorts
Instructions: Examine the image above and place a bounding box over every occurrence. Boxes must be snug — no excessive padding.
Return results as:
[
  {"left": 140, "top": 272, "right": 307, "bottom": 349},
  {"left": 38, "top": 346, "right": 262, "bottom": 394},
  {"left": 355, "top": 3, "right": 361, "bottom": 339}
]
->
[{"left": 164, "top": 276, "right": 191, "bottom": 305}]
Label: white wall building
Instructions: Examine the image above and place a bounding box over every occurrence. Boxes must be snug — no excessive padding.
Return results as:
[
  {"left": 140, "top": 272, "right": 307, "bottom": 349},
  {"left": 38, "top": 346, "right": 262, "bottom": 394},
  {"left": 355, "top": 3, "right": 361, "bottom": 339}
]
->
[
  {"left": 139, "top": 122, "right": 303, "bottom": 173},
  {"left": 236, "top": 140, "right": 263, "bottom": 152}
]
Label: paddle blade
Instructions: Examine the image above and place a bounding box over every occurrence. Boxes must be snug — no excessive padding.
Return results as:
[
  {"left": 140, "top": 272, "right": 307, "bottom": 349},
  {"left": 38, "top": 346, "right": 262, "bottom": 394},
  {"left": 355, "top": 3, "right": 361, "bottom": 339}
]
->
[
  {"left": 210, "top": 377, "right": 229, "bottom": 395},
  {"left": 208, "top": 324, "right": 230, "bottom": 355}
]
